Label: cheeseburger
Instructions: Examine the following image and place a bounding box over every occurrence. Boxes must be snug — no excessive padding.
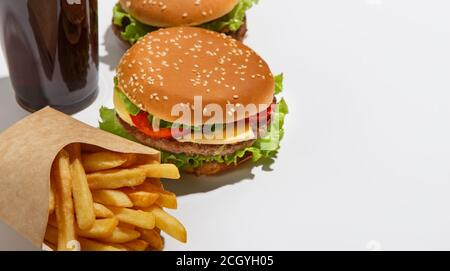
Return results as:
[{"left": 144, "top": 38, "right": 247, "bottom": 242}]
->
[
  {"left": 100, "top": 27, "right": 288, "bottom": 175},
  {"left": 112, "top": 0, "right": 258, "bottom": 45}
]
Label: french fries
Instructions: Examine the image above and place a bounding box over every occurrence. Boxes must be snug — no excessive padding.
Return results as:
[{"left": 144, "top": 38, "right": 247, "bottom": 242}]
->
[
  {"left": 124, "top": 239, "right": 149, "bottom": 251},
  {"left": 78, "top": 237, "right": 128, "bottom": 251},
  {"left": 49, "top": 183, "right": 55, "bottom": 215},
  {"left": 99, "top": 227, "right": 141, "bottom": 243},
  {"left": 144, "top": 206, "right": 187, "bottom": 243},
  {"left": 147, "top": 178, "right": 163, "bottom": 188},
  {"left": 52, "top": 150, "right": 77, "bottom": 251},
  {"left": 139, "top": 164, "right": 180, "bottom": 179},
  {"left": 48, "top": 144, "right": 185, "bottom": 251},
  {"left": 87, "top": 168, "right": 146, "bottom": 189},
  {"left": 108, "top": 206, "right": 155, "bottom": 229},
  {"left": 48, "top": 214, "right": 118, "bottom": 239},
  {"left": 136, "top": 182, "right": 177, "bottom": 209},
  {"left": 76, "top": 218, "right": 118, "bottom": 239},
  {"left": 92, "top": 190, "right": 133, "bottom": 207},
  {"left": 82, "top": 152, "right": 128, "bottom": 173},
  {"left": 137, "top": 228, "right": 164, "bottom": 250},
  {"left": 67, "top": 144, "right": 95, "bottom": 230},
  {"left": 93, "top": 203, "right": 114, "bottom": 218},
  {"left": 119, "top": 154, "right": 138, "bottom": 168},
  {"left": 44, "top": 225, "right": 58, "bottom": 245},
  {"left": 120, "top": 188, "right": 159, "bottom": 208}
]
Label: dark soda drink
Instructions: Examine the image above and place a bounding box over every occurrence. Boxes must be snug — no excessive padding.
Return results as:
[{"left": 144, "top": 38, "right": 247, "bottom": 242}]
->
[{"left": 0, "top": 0, "right": 98, "bottom": 113}]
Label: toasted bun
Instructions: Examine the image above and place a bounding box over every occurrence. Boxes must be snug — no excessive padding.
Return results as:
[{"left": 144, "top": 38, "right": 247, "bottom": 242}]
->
[
  {"left": 119, "top": 0, "right": 240, "bottom": 27},
  {"left": 116, "top": 27, "right": 274, "bottom": 126}
]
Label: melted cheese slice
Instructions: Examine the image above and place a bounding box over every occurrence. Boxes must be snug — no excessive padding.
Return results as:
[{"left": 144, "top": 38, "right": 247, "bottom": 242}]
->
[
  {"left": 113, "top": 91, "right": 256, "bottom": 145},
  {"left": 176, "top": 127, "right": 256, "bottom": 145},
  {"left": 113, "top": 90, "right": 134, "bottom": 126}
]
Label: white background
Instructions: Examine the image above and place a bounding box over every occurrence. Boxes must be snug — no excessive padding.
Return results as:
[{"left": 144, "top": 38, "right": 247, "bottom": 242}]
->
[{"left": 1, "top": 0, "right": 450, "bottom": 250}]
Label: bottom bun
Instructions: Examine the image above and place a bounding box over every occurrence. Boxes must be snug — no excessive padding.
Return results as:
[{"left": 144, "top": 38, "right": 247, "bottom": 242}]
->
[{"left": 183, "top": 153, "right": 253, "bottom": 176}]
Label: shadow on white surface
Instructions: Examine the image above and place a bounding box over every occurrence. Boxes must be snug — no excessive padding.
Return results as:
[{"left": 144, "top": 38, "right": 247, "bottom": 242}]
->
[
  {"left": 0, "top": 221, "right": 38, "bottom": 251},
  {"left": 0, "top": 77, "right": 29, "bottom": 132},
  {"left": 164, "top": 158, "right": 275, "bottom": 196},
  {"left": 100, "top": 26, "right": 127, "bottom": 71}
]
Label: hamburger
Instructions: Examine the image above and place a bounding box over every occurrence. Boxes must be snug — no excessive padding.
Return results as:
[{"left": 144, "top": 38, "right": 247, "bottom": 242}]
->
[
  {"left": 112, "top": 0, "right": 258, "bottom": 45},
  {"left": 100, "top": 27, "right": 288, "bottom": 175}
]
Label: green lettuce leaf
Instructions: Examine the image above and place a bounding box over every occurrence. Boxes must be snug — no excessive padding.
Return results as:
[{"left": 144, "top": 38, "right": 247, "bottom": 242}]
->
[
  {"left": 113, "top": 4, "right": 156, "bottom": 44},
  {"left": 115, "top": 88, "right": 141, "bottom": 116},
  {"left": 202, "top": 0, "right": 259, "bottom": 32},
  {"left": 99, "top": 107, "right": 137, "bottom": 142},
  {"left": 274, "top": 73, "right": 284, "bottom": 95}
]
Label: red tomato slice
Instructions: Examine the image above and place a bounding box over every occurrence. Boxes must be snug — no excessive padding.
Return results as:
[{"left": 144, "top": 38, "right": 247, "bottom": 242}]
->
[
  {"left": 248, "top": 103, "right": 274, "bottom": 126},
  {"left": 130, "top": 111, "right": 174, "bottom": 139}
]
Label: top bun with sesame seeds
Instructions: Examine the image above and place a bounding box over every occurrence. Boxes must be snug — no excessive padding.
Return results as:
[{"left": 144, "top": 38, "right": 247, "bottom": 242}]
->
[
  {"left": 115, "top": 26, "right": 275, "bottom": 126},
  {"left": 119, "top": 0, "right": 241, "bottom": 27}
]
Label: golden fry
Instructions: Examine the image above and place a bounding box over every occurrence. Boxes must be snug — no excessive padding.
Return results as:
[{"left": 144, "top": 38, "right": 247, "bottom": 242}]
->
[
  {"left": 144, "top": 206, "right": 187, "bottom": 243},
  {"left": 66, "top": 143, "right": 95, "bottom": 230},
  {"left": 49, "top": 183, "right": 55, "bottom": 215},
  {"left": 108, "top": 206, "right": 155, "bottom": 229},
  {"left": 78, "top": 237, "right": 128, "bottom": 251},
  {"left": 123, "top": 240, "right": 149, "bottom": 251},
  {"left": 93, "top": 203, "right": 114, "bottom": 218},
  {"left": 135, "top": 181, "right": 163, "bottom": 192},
  {"left": 48, "top": 215, "right": 118, "bottom": 239},
  {"left": 92, "top": 189, "right": 133, "bottom": 207},
  {"left": 44, "top": 225, "right": 58, "bottom": 245},
  {"left": 52, "top": 150, "right": 77, "bottom": 251},
  {"left": 138, "top": 164, "right": 180, "bottom": 179},
  {"left": 121, "top": 188, "right": 159, "bottom": 208},
  {"left": 47, "top": 214, "right": 57, "bottom": 227},
  {"left": 146, "top": 178, "right": 163, "bottom": 188},
  {"left": 87, "top": 167, "right": 146, "bottom": 189},
  {"left": 119, "top": 154, "right": 138, "bottom": 168},
  {"left": 118, "top": 222, "right": 135, "bottom": 230},
  {"left": 76, "top": 218, "right": 118, "bottom": 239},
  {"left": 136, "top": 182, "right": 177, "bottom": 209},
  {"left": 99, "top": 227, "right": 141, "bottom": 243},
  {"left": 137, "top": 228, "right": 163, "bottom": 250},
  {"left": 155, "top": 192, "right": 177, "bottom": 209},
  {"left": 82, "top": 152, "right": 128, "bottom": 173}
]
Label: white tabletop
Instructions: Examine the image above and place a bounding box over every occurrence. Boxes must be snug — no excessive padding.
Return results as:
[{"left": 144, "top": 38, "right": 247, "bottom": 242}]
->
[{"left": 2, "top": 0, "right": 450, "bottom": 251}]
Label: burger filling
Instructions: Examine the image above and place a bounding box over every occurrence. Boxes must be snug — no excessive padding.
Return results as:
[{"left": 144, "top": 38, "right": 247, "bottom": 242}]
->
[
  {"left": 99, "top": 74, "right": 288, "bottom": 171},
  {"left": 112, "top": 0, "right": 258, "bottom": 45}
]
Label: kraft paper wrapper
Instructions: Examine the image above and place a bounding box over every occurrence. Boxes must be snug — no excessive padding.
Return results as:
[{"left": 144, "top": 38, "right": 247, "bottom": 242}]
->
[{"left": 0, "top": 107, "right": 160, "bottom": 249}]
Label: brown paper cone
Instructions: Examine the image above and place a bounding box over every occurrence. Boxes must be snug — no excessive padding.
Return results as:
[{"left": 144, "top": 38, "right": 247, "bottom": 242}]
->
[{"left": 0, "top": 107, "right": 160, "bottom": 248}]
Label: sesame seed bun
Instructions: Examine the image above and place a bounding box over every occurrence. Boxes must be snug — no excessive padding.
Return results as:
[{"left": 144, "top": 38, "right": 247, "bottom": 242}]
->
[
  {"left": 119, "top": 0, "right": 240, "bottom": 27},
  {"left": 116, "top": 26, "right": 274, "bottom": 126}
]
